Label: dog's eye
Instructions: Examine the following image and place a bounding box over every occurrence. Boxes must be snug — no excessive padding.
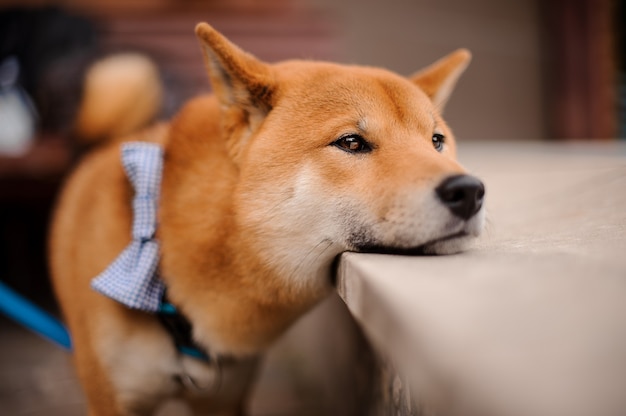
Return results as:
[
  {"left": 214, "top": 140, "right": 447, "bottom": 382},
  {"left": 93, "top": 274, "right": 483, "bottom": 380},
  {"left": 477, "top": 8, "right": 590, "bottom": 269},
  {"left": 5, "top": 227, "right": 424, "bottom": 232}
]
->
[
  {"left": 333, "top": 134, "right": 372, "bottom": 154},
  {"left": 432, "top": 133, "right": 445, "bottom": 152}
]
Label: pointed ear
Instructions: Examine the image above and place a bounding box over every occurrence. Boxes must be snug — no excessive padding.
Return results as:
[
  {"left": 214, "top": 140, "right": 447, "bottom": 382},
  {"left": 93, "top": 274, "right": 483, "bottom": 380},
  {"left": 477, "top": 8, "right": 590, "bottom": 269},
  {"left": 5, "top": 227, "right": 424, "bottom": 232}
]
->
[
  {"left": 411, "top": 49, "right": 471, "bottom": 111},
  {"left": 195, "top": 23, "right": 275, "bottom": 130},
  {"left": 195, "top": 23, "right": 275, "bottom": 111}
]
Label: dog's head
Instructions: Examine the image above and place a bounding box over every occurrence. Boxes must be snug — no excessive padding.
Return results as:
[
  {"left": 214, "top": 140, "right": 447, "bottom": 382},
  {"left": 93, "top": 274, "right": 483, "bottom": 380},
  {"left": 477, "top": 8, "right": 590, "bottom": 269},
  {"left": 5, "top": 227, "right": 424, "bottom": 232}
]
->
[{"left": 195, "top": 23, "right": 484, "bottom": 279}]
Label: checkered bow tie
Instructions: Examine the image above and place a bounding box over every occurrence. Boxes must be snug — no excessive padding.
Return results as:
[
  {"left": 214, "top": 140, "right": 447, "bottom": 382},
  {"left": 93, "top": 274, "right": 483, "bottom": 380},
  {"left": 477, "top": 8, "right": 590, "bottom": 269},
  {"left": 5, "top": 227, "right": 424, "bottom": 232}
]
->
[{"left": 91, "top": 142, "right": 166, "bottom": 312}]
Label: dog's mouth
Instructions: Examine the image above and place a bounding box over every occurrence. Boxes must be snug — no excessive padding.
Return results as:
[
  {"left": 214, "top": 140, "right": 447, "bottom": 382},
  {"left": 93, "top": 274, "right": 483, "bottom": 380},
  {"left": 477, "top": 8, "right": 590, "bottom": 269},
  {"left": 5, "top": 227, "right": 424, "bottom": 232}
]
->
[{"left": 352, "top": 231, "right": 469, "bottom": 256}]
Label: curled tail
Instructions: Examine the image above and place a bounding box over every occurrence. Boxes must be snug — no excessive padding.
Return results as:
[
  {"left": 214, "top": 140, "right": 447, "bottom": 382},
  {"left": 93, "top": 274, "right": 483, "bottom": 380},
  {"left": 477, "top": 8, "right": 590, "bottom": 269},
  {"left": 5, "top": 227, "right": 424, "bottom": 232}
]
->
[{"left": 75, "top": 53, "right": 163, "bottom": 145}]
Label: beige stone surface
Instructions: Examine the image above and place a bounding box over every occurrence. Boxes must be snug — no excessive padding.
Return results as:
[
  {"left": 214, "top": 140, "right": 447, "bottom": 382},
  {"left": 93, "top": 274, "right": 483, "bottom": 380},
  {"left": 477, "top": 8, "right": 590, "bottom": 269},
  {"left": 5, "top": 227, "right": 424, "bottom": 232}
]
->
[{"left": 338, "top": 141, "right": 626, "bottom": 416}]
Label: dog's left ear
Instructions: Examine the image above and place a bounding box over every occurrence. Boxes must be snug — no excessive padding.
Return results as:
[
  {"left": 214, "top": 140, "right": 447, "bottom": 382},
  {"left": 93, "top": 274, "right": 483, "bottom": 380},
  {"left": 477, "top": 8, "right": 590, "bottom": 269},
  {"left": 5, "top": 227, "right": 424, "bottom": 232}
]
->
[
  {"left": 195, "top": 23, "right": 275, "bottom": 157},
  {"left": 411, "top": 49, "right": 471, "bottom": 111}
]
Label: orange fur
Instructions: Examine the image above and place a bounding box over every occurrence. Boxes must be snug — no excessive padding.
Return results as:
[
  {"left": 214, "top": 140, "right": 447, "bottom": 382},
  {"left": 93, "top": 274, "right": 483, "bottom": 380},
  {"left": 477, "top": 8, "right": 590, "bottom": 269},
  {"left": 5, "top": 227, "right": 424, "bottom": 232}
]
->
[{"left": 49, "top": 23, "right": 481, "bottom": 415}]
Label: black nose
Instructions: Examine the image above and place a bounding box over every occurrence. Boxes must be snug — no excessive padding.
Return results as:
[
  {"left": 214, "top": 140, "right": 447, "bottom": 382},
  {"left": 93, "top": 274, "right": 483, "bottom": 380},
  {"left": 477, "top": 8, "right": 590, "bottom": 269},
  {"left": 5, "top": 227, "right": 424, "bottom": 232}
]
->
[{"left": 436, "top": 175, "right": 485, "bottom": 220}]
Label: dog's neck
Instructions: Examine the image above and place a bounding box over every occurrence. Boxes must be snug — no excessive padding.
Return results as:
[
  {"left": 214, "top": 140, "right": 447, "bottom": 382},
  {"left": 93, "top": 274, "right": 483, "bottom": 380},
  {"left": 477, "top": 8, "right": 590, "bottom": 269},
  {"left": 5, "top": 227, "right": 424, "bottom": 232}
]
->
[{"left": 160, "top": 233, "right": 336, "bottom": 357}]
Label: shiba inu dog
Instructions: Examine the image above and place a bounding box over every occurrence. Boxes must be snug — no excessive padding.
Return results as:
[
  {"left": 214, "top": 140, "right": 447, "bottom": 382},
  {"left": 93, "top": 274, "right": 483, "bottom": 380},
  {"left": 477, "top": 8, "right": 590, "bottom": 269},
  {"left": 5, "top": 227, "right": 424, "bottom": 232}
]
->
[{"left": 49, "top": 22, "right": 485, "bottom": 416}]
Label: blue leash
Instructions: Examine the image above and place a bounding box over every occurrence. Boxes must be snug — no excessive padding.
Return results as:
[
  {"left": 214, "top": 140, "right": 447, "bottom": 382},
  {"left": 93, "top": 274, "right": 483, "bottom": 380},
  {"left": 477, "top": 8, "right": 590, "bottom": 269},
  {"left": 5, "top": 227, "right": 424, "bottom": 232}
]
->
[
  {"left": 0, "top": 280, "right": 72, "bottom": 351},
  {"left": 0, "top": 281, "right": 209, "bottom": 362}
]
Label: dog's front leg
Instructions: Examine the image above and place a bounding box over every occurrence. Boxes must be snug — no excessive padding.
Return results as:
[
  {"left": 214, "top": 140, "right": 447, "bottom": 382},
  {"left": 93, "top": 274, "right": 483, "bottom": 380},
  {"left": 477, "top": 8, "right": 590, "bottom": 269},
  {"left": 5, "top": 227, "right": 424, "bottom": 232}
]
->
[
  {"left": 72, "top": 343, "right": 151, "bottom": 416},
  {"left": 77, "top": 350, "right": 163, "bottom": 416},
  {"left": 71, "top": 308, "right": 184, "bottom": 416},
  {"left": 181, "top": 355, "right": 260, "bottom": 416}
]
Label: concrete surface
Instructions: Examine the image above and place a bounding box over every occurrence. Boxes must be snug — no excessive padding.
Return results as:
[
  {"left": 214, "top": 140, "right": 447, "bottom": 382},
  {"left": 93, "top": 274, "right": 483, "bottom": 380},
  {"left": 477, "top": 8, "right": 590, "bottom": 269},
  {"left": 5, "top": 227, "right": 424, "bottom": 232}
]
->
[{"left": 337, "top": 141, "right": 626, "bottom": 416}]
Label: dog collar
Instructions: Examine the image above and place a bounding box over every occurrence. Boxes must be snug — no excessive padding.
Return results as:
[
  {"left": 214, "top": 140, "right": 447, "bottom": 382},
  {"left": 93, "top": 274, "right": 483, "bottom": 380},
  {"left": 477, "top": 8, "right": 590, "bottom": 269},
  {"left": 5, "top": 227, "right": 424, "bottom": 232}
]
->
[
  {"left": 157, "top": 298, "right": 210, "bottom": 362},
  {"left": 90, "top": 142, "right": 209, "bottom": 362}
]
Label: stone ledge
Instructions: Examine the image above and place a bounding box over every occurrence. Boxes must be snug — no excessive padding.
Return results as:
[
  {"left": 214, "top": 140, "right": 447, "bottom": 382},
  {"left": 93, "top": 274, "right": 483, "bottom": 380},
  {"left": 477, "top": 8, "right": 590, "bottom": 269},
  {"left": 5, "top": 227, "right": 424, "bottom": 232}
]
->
[{"left": 337, "top": 142, "right": 626, "bottom": 416}]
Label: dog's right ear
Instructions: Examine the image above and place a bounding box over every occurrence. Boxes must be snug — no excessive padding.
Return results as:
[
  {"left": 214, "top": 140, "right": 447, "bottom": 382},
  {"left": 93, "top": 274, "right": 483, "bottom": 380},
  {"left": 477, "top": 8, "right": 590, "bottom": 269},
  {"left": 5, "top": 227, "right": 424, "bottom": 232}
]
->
[
  {"left": 195, "top": 23, "right": 275, "bottom": 158},
  {"left": 411, "top": 49, "right": 471, "bottom": 112}
]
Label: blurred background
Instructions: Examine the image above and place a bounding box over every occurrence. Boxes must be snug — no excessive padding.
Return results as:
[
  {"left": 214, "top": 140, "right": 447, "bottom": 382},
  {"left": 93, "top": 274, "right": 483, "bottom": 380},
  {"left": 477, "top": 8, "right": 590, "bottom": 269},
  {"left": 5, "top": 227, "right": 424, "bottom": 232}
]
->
[{"left": 0, "top": 0, "right": 623, "bottom": 414}]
